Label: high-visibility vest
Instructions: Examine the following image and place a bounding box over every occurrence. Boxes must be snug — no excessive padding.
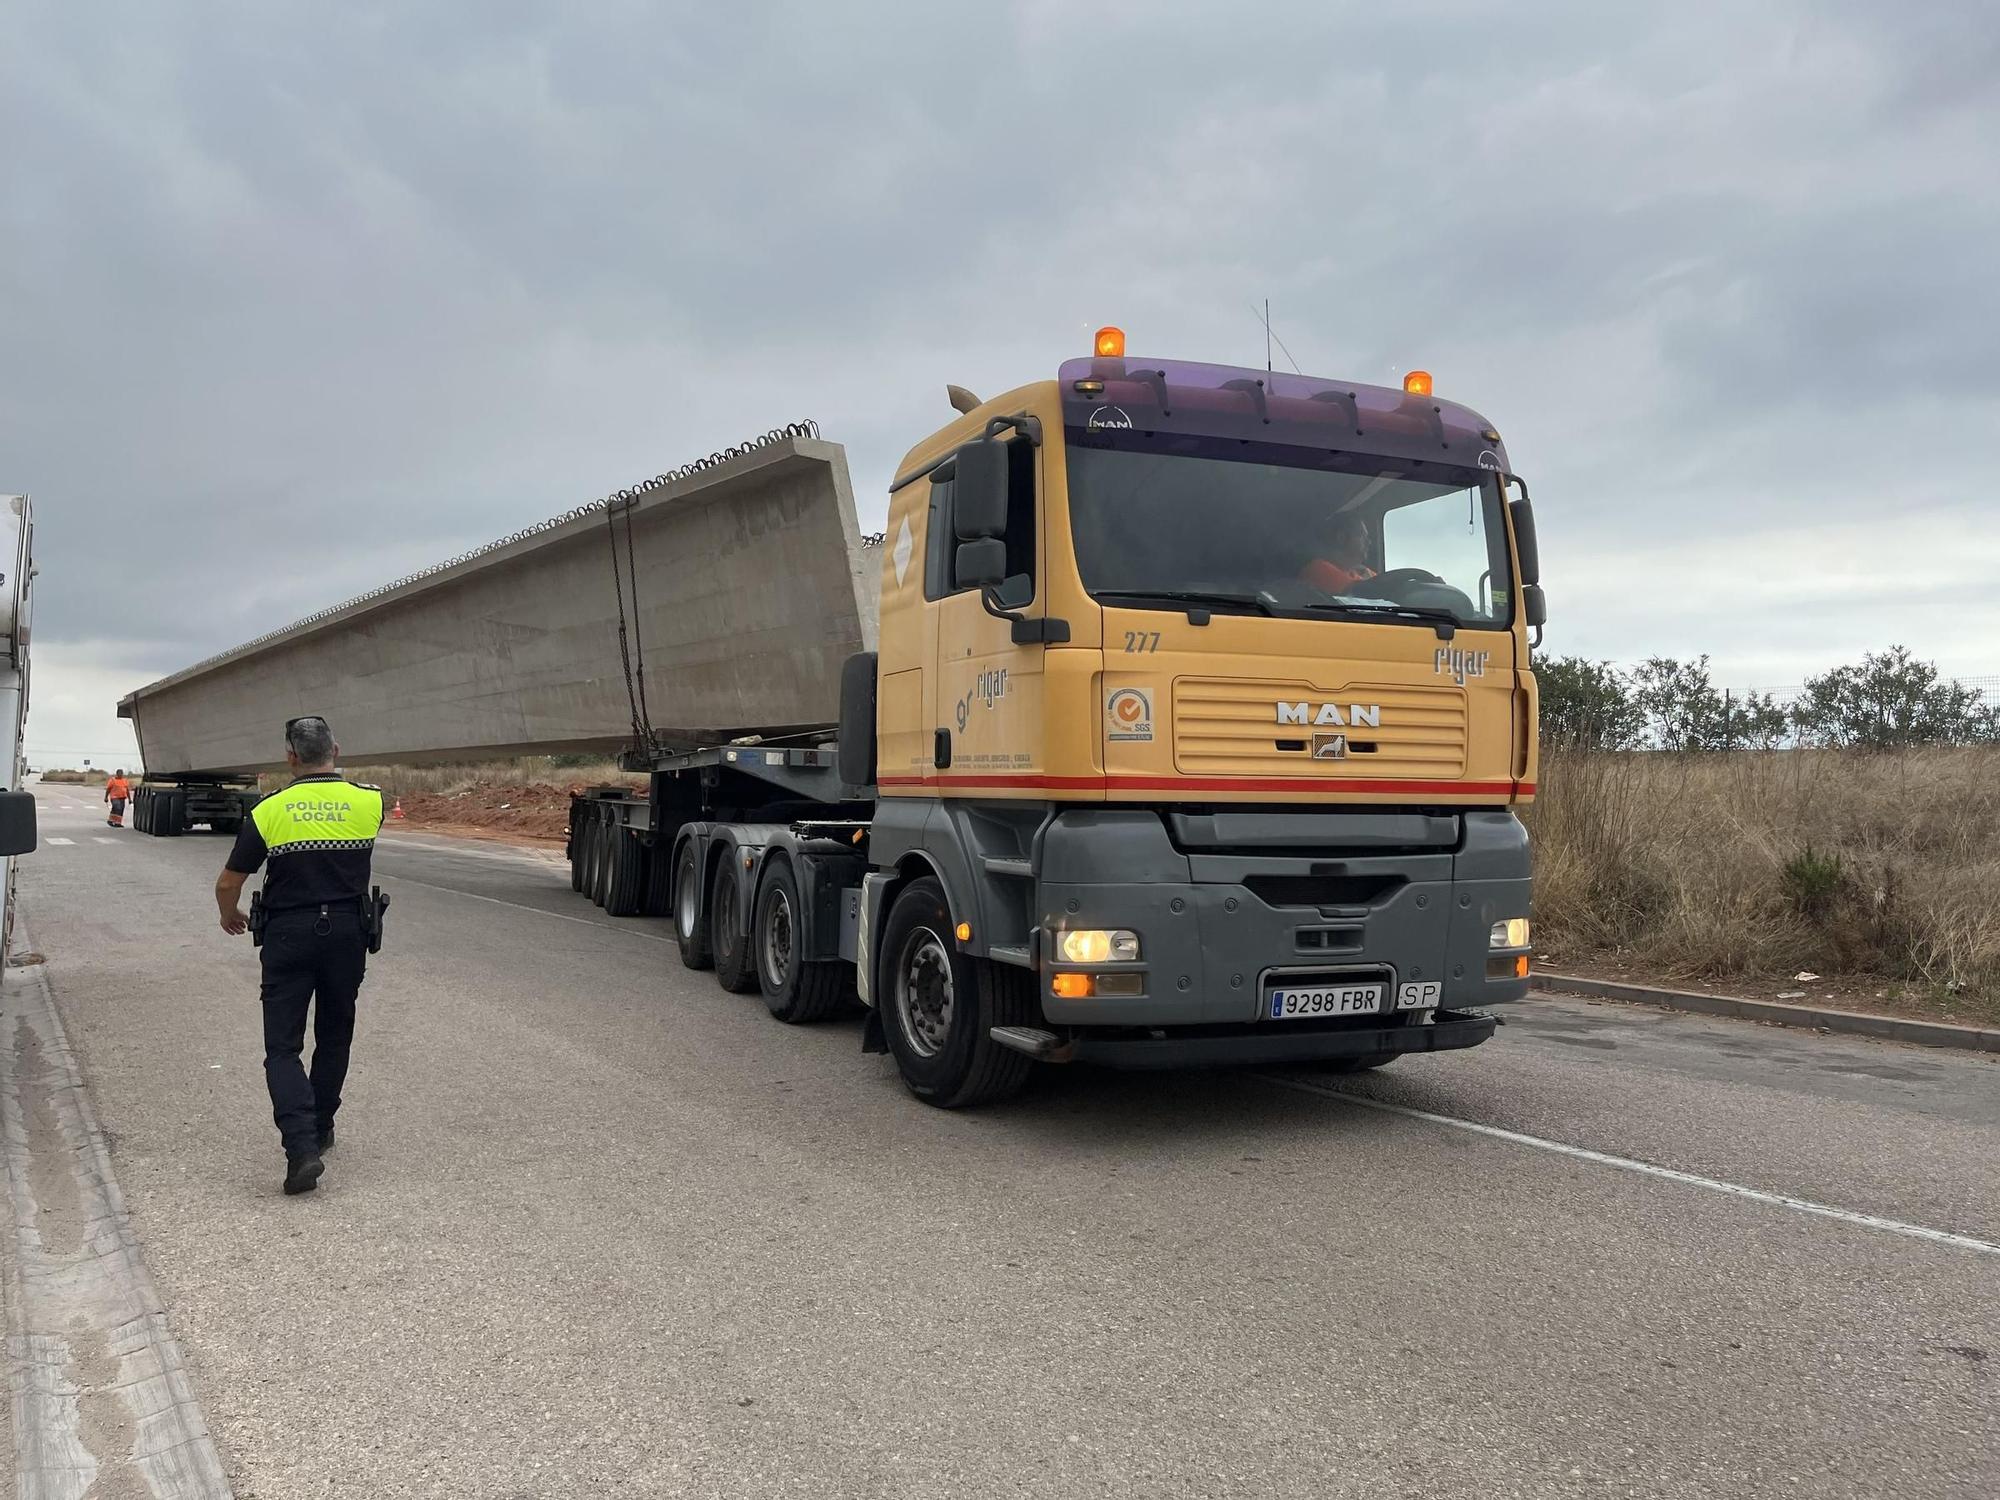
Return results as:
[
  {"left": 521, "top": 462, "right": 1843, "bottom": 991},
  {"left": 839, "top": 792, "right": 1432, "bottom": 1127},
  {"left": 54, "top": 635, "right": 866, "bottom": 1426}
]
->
[{"left": 251, "top": 775, "right": 385, "bottom": 855}]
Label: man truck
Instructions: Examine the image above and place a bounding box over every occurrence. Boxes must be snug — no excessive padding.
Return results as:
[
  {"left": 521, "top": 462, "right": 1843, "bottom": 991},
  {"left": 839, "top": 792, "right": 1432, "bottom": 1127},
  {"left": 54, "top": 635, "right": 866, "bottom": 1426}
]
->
[{"left": 568, "top": 332, "right": 1545, "bottom": 1106}]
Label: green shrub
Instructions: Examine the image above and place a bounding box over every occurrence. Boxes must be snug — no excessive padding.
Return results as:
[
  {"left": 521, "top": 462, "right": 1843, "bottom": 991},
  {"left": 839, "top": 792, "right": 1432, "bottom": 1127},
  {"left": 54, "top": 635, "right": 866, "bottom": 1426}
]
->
[{"left": 1781, "top": 846, "right": 1850, "bottom": 923}]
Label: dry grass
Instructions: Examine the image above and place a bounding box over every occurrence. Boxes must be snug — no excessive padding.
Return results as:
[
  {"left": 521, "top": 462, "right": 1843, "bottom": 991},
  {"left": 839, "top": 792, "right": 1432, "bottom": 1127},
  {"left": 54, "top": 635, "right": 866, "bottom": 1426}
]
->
[{"left": 1524, "top": 747, "right": 2000, "bottom": 1011}]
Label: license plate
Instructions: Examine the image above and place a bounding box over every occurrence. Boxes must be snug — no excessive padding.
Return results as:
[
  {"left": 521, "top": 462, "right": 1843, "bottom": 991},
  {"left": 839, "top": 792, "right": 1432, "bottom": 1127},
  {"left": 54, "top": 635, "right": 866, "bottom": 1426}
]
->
[
  {"left": 1267, "top": 983, "right": 1384, "bottom": 1020},
  {"left": 1396, "top": 981, "right": 1442, "bottom": 1011}
]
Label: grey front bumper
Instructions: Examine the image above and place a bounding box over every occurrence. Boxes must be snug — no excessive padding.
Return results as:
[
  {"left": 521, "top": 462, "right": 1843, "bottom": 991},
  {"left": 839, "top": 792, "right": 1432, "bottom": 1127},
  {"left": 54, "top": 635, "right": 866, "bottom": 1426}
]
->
[
  {"left": 1035, "top": 808, "right": 1533, "bottom": 1028},
  {"left": 1059, "top": 1009, "right": 1498, "bottom": 1070}
]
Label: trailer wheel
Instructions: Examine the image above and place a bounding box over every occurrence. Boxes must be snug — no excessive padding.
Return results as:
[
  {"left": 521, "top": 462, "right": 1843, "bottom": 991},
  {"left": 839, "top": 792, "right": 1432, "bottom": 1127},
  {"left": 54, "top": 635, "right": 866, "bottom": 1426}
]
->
[
  {"left": 673, "top": 841, "right": 712, "bottom": 970},
  {"left": 642, "top": 842, "right": 672, "bottom": 918},
  {"left": 134, "top": 790, "right": 150, "bottom": 834},
  {"left": 603, "top": 826, "right": 645, "bottom": 918},
  {"left": 710, "top": 859, "right": 757, "bottom": 993},
  {"left": 160, "top": 792, "right": 185, "bottom": 837},
  {"left": 569, "top": 810, "right": 589, "bottom": 892},
  {"left": 590, "top": 812, "right": 618, "bottom": 908},
  {"left": 754, "top": 860, "right": 847, "bottom": 1023},
  {"left": 879, "top": 877, "right": 1034, "bottom": 1108}
]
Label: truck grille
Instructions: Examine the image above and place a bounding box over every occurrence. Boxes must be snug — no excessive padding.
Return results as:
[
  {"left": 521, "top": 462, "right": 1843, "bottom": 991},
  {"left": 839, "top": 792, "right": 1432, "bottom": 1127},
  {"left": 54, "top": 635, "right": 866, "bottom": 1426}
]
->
[{"left": 1172, "top": 678, "right": 1468, "bottom": 779}]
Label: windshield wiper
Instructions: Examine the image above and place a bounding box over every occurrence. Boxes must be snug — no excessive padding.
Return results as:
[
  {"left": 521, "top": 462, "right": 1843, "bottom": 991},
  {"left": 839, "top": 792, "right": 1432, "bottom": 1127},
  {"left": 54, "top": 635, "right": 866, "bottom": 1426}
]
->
[
  {"left": 1297, "top": 601, "right": 1461, "bottom": 639},
  {"left": 1093, "top": 589, "right": 1274, "bottom": 620}
]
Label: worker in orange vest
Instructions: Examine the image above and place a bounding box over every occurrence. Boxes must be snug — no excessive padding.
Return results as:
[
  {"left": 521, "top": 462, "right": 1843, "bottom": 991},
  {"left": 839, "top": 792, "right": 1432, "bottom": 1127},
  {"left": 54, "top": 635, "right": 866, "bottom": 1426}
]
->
[
  {"left": 1300, "top": 510, "right": 1379, "bottom": 595},
  {"left": 104, "top": 770, "right": 133, "bottom": 828}
]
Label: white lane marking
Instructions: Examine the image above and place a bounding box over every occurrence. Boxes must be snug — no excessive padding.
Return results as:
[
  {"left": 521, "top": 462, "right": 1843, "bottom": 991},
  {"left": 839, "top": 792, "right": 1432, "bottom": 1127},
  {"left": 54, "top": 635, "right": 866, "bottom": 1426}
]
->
[
  {"left": 372, "top": 870, "right": 676, "bottom": 944},
  {"left": 1263, "top": 1073, "right": 2000, "bottom": 1259},
  {"left": 91, "top": 836, "right": 119, "bottom": 845},
  {"left": 45, "top": 838, "right": 74, "bottom": 846}
]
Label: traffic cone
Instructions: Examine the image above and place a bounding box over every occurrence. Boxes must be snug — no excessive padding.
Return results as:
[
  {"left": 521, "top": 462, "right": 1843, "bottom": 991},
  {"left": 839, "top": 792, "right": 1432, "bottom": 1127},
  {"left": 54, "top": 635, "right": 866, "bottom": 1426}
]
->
[{"left": 391, "top": 798, "right": 406, "bottom": 820}]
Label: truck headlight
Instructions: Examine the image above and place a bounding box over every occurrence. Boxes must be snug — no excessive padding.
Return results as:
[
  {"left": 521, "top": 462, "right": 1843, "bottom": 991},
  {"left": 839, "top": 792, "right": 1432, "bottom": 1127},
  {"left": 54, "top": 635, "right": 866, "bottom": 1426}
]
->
[
  {"left": 1057, "top": 928, "right": 1141, "bottom": 963},
  {"left": 1489, "top": 917, "right": 1530, "bottom": 949}
]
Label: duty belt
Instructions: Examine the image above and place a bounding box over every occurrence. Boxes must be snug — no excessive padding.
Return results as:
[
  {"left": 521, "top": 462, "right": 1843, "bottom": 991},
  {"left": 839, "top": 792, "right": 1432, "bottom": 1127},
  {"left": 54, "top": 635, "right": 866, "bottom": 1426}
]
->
[{"left": 250, "top": 891, "right": 389, "bottom": 952}]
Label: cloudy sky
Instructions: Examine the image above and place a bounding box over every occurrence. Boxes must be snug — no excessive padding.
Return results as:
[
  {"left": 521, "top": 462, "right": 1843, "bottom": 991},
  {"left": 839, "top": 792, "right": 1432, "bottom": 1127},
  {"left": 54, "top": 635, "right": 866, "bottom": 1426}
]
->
[{"left": 4, "top": 2, "right": 1995, "bottom": 767}]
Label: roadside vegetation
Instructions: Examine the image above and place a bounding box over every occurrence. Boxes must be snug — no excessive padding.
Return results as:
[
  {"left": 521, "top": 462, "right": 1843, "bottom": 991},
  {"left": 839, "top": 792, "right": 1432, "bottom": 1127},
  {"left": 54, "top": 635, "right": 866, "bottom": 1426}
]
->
[{"left": 1531, "top": 647, "right": 1998, "bottom": 1021}]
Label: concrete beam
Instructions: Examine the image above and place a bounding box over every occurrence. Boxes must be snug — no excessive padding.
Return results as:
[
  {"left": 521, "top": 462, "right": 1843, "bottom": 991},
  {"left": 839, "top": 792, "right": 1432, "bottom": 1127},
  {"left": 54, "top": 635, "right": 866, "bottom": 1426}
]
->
[{"left": 122, "top": 437, "right": 879, "bottom": 775}]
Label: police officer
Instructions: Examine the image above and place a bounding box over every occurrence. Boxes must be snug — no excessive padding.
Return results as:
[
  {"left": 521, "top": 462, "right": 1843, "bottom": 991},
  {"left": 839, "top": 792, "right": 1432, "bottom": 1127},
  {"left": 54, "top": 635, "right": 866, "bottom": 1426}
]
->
[{"left": 214, "top": 717, "right": 385, "bottom": 1196}]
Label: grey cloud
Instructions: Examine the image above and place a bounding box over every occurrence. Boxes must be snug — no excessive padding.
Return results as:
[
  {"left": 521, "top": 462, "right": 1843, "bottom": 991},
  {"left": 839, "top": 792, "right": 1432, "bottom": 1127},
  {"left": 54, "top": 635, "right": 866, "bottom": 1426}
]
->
[{"left": 2, "top": 0, "right": 1994, "bottom": 719}]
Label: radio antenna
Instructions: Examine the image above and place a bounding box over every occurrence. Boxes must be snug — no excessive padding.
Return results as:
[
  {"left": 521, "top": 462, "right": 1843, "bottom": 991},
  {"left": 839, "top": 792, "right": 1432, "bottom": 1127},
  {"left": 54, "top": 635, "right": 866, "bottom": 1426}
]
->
[{"left": 1250, "top": 300, "right": 1304, "bottom": 375}]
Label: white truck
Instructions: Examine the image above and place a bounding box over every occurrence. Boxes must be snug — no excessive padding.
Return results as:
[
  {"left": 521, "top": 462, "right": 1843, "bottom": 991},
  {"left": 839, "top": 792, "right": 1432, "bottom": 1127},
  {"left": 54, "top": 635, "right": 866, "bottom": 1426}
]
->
[{"left": 0, "top": 494, "right": 38, "bottom": 955}]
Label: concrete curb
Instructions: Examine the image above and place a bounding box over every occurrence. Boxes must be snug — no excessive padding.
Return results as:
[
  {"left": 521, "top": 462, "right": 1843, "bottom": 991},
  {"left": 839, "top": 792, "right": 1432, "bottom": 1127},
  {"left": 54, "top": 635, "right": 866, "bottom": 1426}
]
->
[
  {"left": 1536, "top": 972, "right": 2000, "bottom": 1054},
  {"left": 2, "top": 918, "right": 236, "bottom": 1498}
]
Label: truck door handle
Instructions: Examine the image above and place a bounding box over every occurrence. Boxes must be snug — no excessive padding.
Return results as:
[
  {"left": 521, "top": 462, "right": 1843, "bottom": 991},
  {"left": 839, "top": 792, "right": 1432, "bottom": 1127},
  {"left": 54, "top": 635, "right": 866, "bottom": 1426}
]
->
[{"left": 934, "top": 728, "right": 952, "bottom": 770}]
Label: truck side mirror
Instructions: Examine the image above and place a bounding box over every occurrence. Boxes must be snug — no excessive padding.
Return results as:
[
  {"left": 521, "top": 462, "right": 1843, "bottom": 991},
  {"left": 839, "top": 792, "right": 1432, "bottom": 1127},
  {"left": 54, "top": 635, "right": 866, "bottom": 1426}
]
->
[
  {"left": 951, "top": 440, "right": 1009, "bottom": 540},
  {"left": 953, "top": 538, "right": 1006, "bottom": 590},
  {"left": 1523, "top": 584, "right": 1547, "bottom": 628},
  {"left": 0, "top": 789, "right": 37, "bottom": 857},
  {"left": 1508, "top": 495, "right": 1540, "bottom": 587}
]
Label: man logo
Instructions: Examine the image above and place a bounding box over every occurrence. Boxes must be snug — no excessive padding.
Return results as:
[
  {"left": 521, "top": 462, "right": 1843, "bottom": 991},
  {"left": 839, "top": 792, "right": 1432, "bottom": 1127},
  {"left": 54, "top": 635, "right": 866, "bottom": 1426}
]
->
[
  {"left": 1312, "top": 733, "right": 1348, "bottom": 760},
  {"left": 1276, "top": 701, "right": 1381, "bottom": 728}
]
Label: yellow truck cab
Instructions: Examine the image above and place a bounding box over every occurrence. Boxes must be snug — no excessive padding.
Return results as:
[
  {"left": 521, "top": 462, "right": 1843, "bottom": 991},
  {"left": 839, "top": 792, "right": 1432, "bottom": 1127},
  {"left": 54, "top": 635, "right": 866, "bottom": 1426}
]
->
[
  {"left": 577, "top": 332, "right": 1544, "bottom": 1108},
  {"left": 843, "top": 332, "right": 1543, "bottom": 1101}
]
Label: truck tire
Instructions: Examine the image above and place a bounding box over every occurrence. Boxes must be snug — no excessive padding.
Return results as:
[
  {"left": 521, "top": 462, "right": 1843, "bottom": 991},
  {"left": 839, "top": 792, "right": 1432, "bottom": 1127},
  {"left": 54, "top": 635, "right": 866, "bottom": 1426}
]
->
[
  {"left": 590, "top": 815, "right": 616, "bottom": 908},
  {"left": 569, "top": 810, "right": 590, "bottom": 892},
  {"left": 754, "top": 859, "right": 847, "bottom": 1023},
  {"left": 879, "top": 877, "right": 1034, "bottom": 1108},
  {"left": 642, "top": 842, "right": 672, "bottom": 918},
  {"left": 710, "top": 859, "right": 757, "bottom": 993},
  {"left": 603, "top": 827, "right": 644, "bottom": 918},
  {"left": 673, "top": 841, "right": 712, "bottom": 970},
  {"left": 160, "top": 792, "right": 185, "bottom": 837},
  {"left": 134, "top": 791, "right": 150, "bottom": 834}
]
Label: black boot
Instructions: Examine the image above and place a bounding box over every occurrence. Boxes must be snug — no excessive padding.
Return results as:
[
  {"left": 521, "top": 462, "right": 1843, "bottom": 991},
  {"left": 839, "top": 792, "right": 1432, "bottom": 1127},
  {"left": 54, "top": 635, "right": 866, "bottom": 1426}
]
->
[
  {"left": 317, "top": 1125, "right": 335, "bottom": 1154},
  {"left": 284, "top": 1153, "right": 325, "bottom": 1196}
]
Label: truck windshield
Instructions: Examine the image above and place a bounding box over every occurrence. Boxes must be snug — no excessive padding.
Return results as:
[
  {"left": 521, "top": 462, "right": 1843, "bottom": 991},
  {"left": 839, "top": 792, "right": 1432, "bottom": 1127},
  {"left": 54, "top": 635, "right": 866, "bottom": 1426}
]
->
[{"left": 1066, "top": 438, "right": 1513, "bottom": 627}]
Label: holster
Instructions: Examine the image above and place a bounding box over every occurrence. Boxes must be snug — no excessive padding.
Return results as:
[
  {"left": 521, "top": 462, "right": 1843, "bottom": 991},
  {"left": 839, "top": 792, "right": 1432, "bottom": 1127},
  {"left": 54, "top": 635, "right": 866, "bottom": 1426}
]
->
[
  {"left": 361, "top": 886, "right": 391, "bottom": 955},
  {"left": 248, "top": 890, "right": 268, "bottom": 949}
]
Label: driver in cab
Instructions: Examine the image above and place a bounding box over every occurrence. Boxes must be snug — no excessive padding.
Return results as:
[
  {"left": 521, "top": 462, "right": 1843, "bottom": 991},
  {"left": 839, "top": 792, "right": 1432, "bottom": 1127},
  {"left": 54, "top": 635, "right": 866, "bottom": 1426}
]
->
[{"left": 1300, "top": 510, "right": 1376, "bottom": 594}]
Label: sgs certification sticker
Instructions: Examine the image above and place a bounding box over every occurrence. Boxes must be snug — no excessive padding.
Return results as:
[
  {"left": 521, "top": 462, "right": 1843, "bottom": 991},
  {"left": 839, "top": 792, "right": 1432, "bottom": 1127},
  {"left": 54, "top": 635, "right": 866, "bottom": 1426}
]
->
[{"left": 1107, "top": 687, "right": 1153, "bottom": 743}]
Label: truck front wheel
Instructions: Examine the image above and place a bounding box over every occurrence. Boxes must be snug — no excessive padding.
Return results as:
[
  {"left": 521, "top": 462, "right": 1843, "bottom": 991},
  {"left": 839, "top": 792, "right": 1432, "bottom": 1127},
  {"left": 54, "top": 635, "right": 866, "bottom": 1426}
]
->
[{"left": 879, "top": 877, "right": 1034, "bottom": 1108}]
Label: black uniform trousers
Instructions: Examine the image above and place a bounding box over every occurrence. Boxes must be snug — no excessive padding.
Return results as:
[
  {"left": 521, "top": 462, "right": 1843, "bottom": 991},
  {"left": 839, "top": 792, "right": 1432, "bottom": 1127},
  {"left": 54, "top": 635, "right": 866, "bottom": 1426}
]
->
[{"left": 259, "top": 906, "right": 368, "bottom": 1158}]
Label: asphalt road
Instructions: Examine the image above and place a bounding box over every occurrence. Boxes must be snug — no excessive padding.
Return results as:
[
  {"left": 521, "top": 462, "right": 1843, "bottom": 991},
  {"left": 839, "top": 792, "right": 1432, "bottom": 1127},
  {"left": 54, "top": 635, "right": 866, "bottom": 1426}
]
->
[{"left": 10, "top": 783, "right": 1998, "bottom": 1498}]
